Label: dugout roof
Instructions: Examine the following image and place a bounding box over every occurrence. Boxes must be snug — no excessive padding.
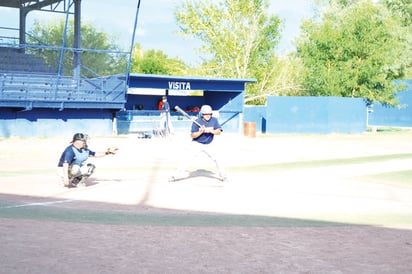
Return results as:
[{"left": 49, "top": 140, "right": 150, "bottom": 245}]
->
[{"left": 127, "top": 73, "right": 256, "bottom": 92}]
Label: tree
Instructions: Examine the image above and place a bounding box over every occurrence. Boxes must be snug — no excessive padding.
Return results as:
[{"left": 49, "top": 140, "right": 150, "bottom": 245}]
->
[
  {"left": 243, "top": 55, "right": 306, "bottom": 103},
  {"left": 130, "top": 43, "right": 188, "bottom": 75},
  {"left": 296, "top": 0, "right": 408, "bottom": 106},
  {"left": 28, "top": 19, "right": 126, "bottom": 77},
  {"left": 175, "top": 0, "right": 298, "bottom": 105},
  {"left": 382, "top": 0, "right": 412, "bottom": 26},
  {"left": 382, "top": 0, "right": 412, "bottom": 78}
]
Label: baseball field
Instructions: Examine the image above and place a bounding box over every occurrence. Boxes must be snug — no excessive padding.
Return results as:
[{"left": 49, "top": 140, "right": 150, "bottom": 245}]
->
[{"left": 1, "top": 129, "right": 412, "bottom": 273}]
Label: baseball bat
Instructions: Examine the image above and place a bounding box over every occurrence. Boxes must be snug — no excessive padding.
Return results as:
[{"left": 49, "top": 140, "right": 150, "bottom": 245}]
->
[{"left": 174, "top": 105, "right": 202, "bottom": 127}]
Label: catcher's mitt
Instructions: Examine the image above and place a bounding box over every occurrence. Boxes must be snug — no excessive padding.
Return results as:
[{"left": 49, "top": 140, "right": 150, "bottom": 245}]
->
[{"left": 106, "top": 147, "right": 119, "bottom": 155}]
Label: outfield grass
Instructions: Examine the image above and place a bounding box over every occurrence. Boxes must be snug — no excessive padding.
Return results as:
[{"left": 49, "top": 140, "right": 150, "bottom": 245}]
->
[
  {"left": 229, "top": 153, "right": 412, "bottom": 173},
  {"left": 352, "top": 169, "right": 412, "bottom": 189}
]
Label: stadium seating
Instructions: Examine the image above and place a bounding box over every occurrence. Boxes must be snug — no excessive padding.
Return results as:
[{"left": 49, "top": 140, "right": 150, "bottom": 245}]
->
[
  {"left": 0, "top": 47, "right": 56, "bottom": 74},
  {"left": 0, "top": 46, "right": 127, "bottom": 108}
]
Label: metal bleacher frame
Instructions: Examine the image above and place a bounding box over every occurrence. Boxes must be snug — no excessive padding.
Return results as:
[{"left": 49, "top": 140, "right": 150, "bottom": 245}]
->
[{"left": 0, "top": 0, "right": 130, "bottom": 110}]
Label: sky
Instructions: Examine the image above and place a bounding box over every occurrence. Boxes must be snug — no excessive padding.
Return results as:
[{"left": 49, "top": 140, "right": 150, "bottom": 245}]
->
[{"left": 0, "top": 0, "right": 314, "bottom": 65}]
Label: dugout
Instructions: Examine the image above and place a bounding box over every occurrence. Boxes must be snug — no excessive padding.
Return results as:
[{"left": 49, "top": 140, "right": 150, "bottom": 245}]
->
[{"left": 117, "top": 73, "right": 256, "bottom": 135}]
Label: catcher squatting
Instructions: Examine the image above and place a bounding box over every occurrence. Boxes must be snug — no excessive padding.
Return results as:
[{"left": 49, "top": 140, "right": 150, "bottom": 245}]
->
[{"left": 57, "top": 133, "right": 118, "bottom": 188}]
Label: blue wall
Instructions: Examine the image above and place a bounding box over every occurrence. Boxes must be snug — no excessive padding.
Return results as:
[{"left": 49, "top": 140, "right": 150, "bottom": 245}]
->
[
  {"left": 0, "top": 109, "right": 114, "bottom": 138},
  {"left": 244, "top": 96, "right": 366, "bottom": 134},
  {"left": 368, "top": 80, "right": 412, "bottom": 127},
  {"left": 244, "top": 105, "right": 266, "bottom": 133}
]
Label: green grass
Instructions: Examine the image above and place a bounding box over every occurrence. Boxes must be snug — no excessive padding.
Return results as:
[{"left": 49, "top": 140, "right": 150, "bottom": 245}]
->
[
  {"left": 1, "top": 203, "right": 411, "bottom": 227},
  {"left": 367, "top": 126, "right": 412, "bottom": 133},
  {"left": 0, "top": 205, "right": 365, "bottom": 226},
  {"left": 229, "top": 153, "right": 412, "bottom": 173},
  {"left": 351, "top": 169, "right": 412, "bottom": 189}
]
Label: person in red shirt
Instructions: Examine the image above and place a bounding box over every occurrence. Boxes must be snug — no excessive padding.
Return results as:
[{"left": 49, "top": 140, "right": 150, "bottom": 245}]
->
[{"left": 159, "top": 96, "right": 174, "bottom": 136}]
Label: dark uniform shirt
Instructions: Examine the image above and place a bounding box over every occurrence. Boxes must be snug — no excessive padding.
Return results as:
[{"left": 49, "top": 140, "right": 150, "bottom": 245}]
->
[
  {"left": 191, "top": 117, "right": 222, "bottom": 145},
  {"left": 57, "top": 145, "right": 95, "bottom": 167}
]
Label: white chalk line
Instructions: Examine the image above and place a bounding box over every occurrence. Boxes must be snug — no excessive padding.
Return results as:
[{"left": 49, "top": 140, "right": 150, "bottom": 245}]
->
[{"left": 1, "top": 199, "right": 74, "bottom": 209}]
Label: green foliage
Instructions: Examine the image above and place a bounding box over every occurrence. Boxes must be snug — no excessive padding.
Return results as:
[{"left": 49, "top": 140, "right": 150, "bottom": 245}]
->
[
  {"left": 130, "top": 44, "right": 188, "bottom": 75},
  {"left": 297, "top": 0, "right": 409, "bottom": 106},
  {"left": 382, "top": 0, "right": 412, "bottom": 78},
  {"left": 175, "top": 0, "right": 299, "bottom": 105},
  {"left": 244, "top": 55, "right": 306, "bottom": 104},
  {"left": 27, "top": 19, "right": 126, "bottom": 77},
  {"left": 383, "top": 0, "right": 412, "bottom": 26}
]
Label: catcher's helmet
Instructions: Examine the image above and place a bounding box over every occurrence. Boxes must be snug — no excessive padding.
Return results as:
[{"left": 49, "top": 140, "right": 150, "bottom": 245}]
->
[
  {"left": 200, "top": 105, "right": 213, "bottom": 115},
  {"left": 72, "top": 133, "right": 87, "bottom": 142}
]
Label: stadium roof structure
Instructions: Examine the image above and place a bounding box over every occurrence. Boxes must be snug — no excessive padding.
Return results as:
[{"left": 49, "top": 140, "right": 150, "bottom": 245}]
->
[
  {"left": 0, "top": 0, "right": 77, "bottom": 46},
  {"left": 0, "top": 0, "right": 64, "bottom": 10},
  {"left": 0, "top": 0, "right": 140, "bottom": 110}
]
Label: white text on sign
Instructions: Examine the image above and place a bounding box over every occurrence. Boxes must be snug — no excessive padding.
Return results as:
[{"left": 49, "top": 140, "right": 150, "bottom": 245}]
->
[{"left": 168, "top": 81, "right": 191, "bottom": 90}]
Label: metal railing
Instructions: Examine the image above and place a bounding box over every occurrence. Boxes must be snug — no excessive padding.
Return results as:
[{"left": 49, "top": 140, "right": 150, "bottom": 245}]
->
[{"left": 0, "top": 41, "right": 128, "bottom": 109}]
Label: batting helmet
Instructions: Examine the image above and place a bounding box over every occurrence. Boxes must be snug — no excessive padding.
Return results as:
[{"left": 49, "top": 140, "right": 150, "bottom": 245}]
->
[{"left": 200, "top": 105, "right": 213, "bottom": 115}]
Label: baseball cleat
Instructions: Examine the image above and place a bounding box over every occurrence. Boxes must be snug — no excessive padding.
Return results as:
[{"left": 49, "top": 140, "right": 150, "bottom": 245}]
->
[
  {"left": 66, "top": 182, "right": 77, "bottom": 188},
  {"left": 219, "top": 176, "right": 228, "bottom": 182}
]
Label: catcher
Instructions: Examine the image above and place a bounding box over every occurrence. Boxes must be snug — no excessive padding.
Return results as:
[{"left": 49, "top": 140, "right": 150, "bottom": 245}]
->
[{"left": 57, "top": 133, "right": 118, "bottom": 188}]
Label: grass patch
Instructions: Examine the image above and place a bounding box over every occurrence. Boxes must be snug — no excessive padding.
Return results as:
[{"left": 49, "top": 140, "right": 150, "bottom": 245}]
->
[
  {"left": 351, "top": 169, "right": 412, "bottom": 189},
  {"left": 304, "top": 212, "right": 412, "bottom": 227},
  {"left": 0, "top": 205, "right": 352, "bottom": 227},
  {"left": 367, "top": 126, "right": 412, "bottom": 133},
  {"left": 229, "top": 153, "right": 412, "bottom": 172},
  {"left": 1, "top": 204, "right": 411, "bottom": 227}
]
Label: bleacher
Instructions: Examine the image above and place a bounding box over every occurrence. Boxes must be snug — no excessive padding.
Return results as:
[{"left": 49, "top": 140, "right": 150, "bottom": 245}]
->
[
  {"left": 0, "top": 46, "right": 127, "bottom": 110},
  {"left": 0, "top": 0, "right": 129, "bottom": 111},
  {"left": 0, "top": 47, "right": 56, "bottom": 74}
]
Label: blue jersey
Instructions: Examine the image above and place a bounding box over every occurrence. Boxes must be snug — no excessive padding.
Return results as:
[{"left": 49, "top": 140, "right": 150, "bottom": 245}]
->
[
  {"left": 191, "top": 117, "right": 222, "bottom": 144},
  {"left": 57, "top": 145, "right": 95, "bottom": 167}
]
